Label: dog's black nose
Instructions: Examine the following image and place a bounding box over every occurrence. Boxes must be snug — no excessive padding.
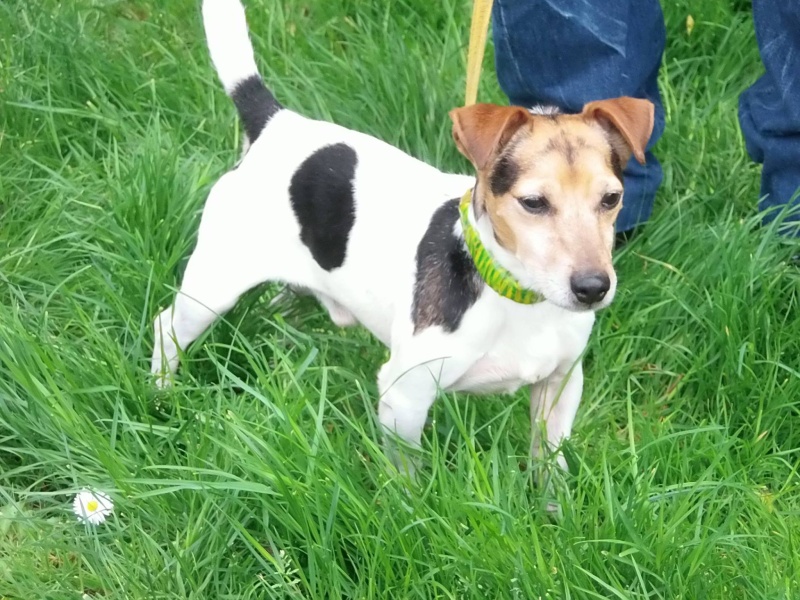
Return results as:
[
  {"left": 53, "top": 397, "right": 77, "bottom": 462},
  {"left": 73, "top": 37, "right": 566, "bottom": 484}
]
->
[{"left": 570, "top": 272, "right": 610, "bottom": 305}]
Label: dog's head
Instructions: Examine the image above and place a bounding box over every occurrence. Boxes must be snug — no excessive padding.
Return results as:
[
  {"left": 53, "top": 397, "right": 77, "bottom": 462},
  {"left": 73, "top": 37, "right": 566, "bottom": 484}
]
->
[{"left": 449, "top": 98, "right": 654, "bottom": 311}]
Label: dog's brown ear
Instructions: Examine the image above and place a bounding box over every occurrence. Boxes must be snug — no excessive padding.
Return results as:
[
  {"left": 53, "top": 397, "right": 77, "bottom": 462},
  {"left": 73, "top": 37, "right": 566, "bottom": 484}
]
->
[
  {"left": 582, "top": 97, "right": 654, "bottom": 165},
  {"left": 449, "top": 104, "right": 530, "bottom": 171}
]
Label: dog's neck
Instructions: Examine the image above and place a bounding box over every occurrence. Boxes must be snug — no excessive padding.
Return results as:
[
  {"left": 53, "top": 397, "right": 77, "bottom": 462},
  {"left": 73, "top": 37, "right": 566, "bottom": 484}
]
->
[{"left": 459, "top": 188, "right": 543, "bottom": 304}]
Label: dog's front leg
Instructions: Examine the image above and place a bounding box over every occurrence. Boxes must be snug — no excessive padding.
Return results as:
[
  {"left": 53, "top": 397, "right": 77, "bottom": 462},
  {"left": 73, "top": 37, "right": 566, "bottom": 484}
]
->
[
  {"left": 529, "top": 360, "right": 584, "bottom": 471},
  {"left": 377, "top": 349, "right": 477, "bottom": 476}
]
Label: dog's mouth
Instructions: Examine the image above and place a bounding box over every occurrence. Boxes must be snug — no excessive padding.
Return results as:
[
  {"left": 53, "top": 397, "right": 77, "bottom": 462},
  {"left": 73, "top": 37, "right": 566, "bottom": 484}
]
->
[
  {"left": 550, "top": 294, "right": 615, "bottom": 313},
  {"left": 568, "top": 295, "right": 614, "bottom": 312}
]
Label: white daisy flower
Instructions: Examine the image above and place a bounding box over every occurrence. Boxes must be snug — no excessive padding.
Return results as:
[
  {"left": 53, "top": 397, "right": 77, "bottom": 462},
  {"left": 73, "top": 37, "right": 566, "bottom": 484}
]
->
[{"left": 72, "top": 489, "right": 113, "bottom": 525}]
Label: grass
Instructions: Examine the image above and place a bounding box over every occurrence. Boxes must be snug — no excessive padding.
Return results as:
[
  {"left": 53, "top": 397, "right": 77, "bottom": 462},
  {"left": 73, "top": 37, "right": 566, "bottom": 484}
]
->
[{"left": 1, "top": 0, "right": 799, "bottom": 597}]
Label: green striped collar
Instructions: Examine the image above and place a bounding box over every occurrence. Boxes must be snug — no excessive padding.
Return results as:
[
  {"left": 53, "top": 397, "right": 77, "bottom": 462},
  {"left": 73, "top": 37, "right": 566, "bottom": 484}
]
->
[{"left": 459, "top": 189, "right": 543, "bottom": 305}]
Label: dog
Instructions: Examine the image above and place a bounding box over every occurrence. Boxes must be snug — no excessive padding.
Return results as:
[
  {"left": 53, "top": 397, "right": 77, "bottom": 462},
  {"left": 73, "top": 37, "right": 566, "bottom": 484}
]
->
[{"left": 151, "top": 0, "right": 654, "bottom": 473}]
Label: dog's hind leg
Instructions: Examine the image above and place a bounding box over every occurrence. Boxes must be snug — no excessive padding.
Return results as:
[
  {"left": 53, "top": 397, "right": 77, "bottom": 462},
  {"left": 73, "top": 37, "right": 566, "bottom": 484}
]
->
[
  {"left": 150, "top": 240, "right": 269, "bottom": 387},
  {"left": 150, "top": 175, "right": 303, "bottom": 387}
]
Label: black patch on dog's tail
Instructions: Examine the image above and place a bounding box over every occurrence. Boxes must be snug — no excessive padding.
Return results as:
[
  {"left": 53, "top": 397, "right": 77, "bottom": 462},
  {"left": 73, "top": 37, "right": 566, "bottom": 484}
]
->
[{"left": 230, "top": 75, "right": 282, "bottom": 143}]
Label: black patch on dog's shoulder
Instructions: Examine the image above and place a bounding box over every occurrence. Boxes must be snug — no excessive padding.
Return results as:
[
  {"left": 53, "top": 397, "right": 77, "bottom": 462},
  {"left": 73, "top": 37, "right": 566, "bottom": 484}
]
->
[
  {"left": 289, "top": 143, "right": 358, "bottom": 271},
  {"left": 231, "top": 75, "right": 282, "bottom": 142},
  {"left": 412, "top": 199, "right": 483, "bottom": 333},
  {"left": 490, "top": 154, "right": 520, "bottom": 196}
]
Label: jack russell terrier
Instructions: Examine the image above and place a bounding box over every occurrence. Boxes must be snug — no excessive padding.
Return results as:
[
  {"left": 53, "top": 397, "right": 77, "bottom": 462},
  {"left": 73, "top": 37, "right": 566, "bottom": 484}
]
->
[{"left": 151, "top": 0, "right": 655, "bottom": 473}]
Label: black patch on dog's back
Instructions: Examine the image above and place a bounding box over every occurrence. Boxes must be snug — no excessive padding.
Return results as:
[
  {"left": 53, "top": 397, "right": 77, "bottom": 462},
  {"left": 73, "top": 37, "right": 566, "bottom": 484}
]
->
[
  {"left": 289, "top": 143, "right": 358, "bottom": 271},
  {"left": 413, "top": 199, "right": 483, "bottom": 333},
  {"left": 231, "top": 75, "right": 282, "bottom": 142},
  {"left": 490, "top": 155, "right": 520, "bottom": 196}
]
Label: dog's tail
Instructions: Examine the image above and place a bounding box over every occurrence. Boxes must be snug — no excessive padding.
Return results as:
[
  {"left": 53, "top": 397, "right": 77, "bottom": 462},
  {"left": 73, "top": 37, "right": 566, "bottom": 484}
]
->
[{"left": 202, "top": 0, "right": 282, "bottom": 143}]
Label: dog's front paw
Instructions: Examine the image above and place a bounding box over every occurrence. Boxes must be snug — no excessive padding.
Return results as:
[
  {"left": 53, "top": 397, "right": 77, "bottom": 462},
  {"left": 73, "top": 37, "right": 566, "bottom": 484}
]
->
[
  {"left": 531, "top": 435, "right": 568, "bottom": 473},
  {"left": 153, "top": 371, "right": 174, "bottom": 390},
  {"left": 381, "top": 434, "right": 423, "bottom": 485},
  {"left": 150, "top": 344, "right": 174, "bottom": 390},
  {"left": 385, "top": 445, "right": 421, "bottom": 482}
]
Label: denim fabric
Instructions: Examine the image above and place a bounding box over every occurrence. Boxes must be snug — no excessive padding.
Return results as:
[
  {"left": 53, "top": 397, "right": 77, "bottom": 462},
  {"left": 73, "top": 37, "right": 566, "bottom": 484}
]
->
[
  {"left": 491, "top": 0, "right": 667, "bottom": 232},
  {"left": 493, "top": 0, "right": 800, "bottom": 234},
  {"left": 738, "top": 0, "right": 800, "bottom": 232}
]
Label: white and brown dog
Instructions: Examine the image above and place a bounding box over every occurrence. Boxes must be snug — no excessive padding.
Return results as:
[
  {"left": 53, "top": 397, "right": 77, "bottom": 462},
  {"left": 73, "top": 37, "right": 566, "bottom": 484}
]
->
[{"left": 151, "top": 0, "right": 654, "bottom": 472}]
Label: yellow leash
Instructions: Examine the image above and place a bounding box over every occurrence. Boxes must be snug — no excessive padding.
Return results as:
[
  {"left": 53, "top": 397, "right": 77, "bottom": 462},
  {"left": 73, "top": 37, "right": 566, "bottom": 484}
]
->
[{"left": 464, "top": 0, "right": 495, "bottom": 106}]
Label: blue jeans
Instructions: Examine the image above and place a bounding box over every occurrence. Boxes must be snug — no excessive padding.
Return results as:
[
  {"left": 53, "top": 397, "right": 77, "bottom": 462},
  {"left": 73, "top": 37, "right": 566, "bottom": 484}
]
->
[
  {"left": 739, "top": 1, "right": 800, "bottom": 232},
  {"left": 492, "top": 0, "right": 800, "bottom": 234}
]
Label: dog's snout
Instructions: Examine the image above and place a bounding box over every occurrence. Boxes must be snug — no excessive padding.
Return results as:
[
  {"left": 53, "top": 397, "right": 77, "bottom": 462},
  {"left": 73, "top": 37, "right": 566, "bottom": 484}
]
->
[{"left": 570, "top": 272, "right": 610, "bottom": 305}]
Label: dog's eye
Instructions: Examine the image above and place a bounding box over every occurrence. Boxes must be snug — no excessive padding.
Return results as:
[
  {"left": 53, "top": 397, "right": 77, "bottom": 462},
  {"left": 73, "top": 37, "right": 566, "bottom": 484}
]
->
[
  {"left": 518, "top": 195, "right": 550, "bottom": 214},
  {"left": 601, "top": 192, "right": 622, "bottom": 209}
]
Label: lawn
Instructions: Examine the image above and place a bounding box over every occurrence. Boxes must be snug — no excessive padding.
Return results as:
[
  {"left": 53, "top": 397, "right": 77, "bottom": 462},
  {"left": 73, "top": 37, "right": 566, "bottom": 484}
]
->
[{"left": 1, "top": 0, "right": 799, "bottom": 597}]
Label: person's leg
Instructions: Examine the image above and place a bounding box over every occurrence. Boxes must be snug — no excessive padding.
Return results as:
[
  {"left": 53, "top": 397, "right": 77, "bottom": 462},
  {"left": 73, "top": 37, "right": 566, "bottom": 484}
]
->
[
  {"left": 492, "top": 0, "right": 666, "bottom": 233},
  {"left": 738, "top": 0, "right": 800, "bottom": 235}
]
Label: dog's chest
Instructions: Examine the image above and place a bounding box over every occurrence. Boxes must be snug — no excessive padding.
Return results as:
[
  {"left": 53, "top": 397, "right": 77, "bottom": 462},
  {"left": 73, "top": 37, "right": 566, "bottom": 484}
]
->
[{"left": 449, "top": 302, "right": 594, "bottom": 394}]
